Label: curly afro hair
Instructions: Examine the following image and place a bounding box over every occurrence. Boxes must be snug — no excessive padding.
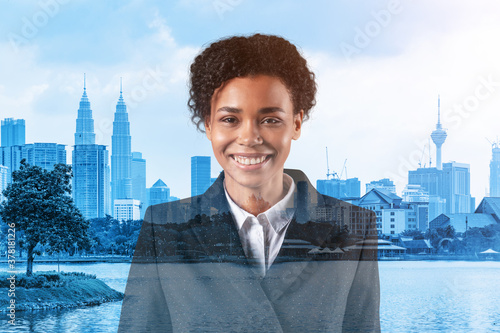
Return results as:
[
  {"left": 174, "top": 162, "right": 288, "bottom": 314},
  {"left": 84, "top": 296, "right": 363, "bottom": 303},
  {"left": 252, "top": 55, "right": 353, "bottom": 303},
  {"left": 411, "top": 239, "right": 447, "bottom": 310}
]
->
[{"left": 188, "top": 34, "right": 317, "bottom": 132}]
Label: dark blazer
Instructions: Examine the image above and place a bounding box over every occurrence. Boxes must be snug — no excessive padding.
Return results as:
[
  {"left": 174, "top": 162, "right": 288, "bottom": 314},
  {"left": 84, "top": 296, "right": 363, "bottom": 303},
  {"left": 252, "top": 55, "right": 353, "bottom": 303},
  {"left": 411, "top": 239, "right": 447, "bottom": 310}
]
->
[{"left": 119, "top": 169, "right": 380, "bottom": 332}]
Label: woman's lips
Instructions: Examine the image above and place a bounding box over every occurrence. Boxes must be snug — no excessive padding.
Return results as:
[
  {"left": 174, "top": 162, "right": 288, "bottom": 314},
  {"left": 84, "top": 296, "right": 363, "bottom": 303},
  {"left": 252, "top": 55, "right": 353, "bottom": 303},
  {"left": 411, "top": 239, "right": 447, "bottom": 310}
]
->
[{"left": 231, "top": 155, "right": 270, "bottom": 166}]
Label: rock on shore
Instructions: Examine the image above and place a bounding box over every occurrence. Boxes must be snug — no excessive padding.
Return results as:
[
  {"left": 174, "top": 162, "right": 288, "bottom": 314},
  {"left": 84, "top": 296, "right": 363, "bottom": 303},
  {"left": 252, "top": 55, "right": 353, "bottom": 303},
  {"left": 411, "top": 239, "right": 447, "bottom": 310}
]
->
[{"left": 0, "top": 271, "right": 124, "bottom": 312}]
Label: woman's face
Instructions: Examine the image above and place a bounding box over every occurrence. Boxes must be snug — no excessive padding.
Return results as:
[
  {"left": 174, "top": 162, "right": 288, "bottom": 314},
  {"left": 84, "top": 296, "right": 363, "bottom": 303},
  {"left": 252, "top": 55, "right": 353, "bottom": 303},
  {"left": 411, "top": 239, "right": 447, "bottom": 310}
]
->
[{"left": 205, "top": 75, "right": 303, "bottom": 192}]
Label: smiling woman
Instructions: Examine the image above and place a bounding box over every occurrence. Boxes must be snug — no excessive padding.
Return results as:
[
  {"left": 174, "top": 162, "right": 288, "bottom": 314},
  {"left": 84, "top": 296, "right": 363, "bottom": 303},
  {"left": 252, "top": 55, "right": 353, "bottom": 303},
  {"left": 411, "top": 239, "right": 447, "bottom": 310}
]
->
[
  {"left": 206, "top": 75, "right": 303, "bottom": 215},
  {"left": 119, "top": 34, "right": 380, "bottom": 333}
]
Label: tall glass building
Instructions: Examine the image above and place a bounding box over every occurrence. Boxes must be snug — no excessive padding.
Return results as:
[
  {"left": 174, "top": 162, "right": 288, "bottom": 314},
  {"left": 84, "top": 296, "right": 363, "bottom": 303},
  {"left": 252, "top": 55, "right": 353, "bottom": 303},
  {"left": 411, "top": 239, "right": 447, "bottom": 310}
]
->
[
  {"left": 147, "top": 179, "right": 171, "bottom": 206},
  {"left": 0, "top": 165, "right": 8, "bottom": 201},
  {"left": 0, "top": 119, "right": 66, "bottom": 182},
  {"left": 1, "top": 118, "right": 25, "bottom": 147},
  {"left": 191, "top": 156, "right": 211, "bottom": 197},
  {"left": 0, "top": 145, "right": 22, "bottom": 183},
  {"left": 73, "top": 145, "right": 110, "bottom": 219},
  {"left": 408, "top": 162, "right": 473, "bottom": 214},
  {"left": 316, "top": 177, "right": 361, "bottom": 199},
  {"left": 22, "top": 143, "right": 66, "bottom": 170},
  {"left": 111, "top": 81, "right": 133, "bottom": 213},
  {"left": 131, "top": 151, "right": 146, "bottom": 217},
  {"left": 0, "top": 118, "right": 25, "bottom": 183},
  {"left": 72, "top": 76, "right": 111, "bottom": 219}
]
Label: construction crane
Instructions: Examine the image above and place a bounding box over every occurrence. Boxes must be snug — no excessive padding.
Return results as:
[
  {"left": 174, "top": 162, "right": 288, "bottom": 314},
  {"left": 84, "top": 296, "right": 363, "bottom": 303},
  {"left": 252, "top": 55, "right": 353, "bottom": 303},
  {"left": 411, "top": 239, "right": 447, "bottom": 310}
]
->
[
  {"left": 418, "top": 142, "right": 429, "bottom": 168},
  {"left": 339, "top": 159, "right": 348, "bottom": 180},
  {"left": 325, "top": 147, "right": 338, "bottom": 179},
  {"left": 486, "top": 137, "right": 500, "bottom": 149}
]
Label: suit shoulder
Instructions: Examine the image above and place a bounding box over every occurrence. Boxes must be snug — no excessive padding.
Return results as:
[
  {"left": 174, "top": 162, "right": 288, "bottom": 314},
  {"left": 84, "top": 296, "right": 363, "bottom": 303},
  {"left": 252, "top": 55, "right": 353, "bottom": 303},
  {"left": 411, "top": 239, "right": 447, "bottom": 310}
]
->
[
  {"left": 144, "top": 195, "right": 202, "bottom": 225},
  {"left": 319, "top": 193, "right": 374, "bottom": 214}
]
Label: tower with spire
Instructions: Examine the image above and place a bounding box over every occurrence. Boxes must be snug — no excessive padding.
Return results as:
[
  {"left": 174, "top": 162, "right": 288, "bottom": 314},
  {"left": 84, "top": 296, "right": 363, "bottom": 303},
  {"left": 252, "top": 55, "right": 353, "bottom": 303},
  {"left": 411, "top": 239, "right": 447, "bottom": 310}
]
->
[
  {"left": 75, "top": 74, "right": 96, "bottom": 145},
  {"left": 72, "top": 74, "right": 111, "bottom": 219},
  {"left": 409, "top": 95, "right": 473, "bottom": 219},
  {"left": 111, "top": 78, "right": 133, "bottom": 211},
  {"left": 430, "top": 95, "right": 447, "bottom": 170}
]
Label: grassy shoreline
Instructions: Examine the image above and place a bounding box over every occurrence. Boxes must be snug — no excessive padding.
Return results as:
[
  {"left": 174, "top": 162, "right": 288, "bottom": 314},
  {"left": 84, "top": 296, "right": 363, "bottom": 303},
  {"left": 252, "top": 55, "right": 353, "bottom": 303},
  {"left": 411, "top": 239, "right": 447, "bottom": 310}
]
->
[{"left": 0, "top": 271, "right": 123, "bottom": 312}]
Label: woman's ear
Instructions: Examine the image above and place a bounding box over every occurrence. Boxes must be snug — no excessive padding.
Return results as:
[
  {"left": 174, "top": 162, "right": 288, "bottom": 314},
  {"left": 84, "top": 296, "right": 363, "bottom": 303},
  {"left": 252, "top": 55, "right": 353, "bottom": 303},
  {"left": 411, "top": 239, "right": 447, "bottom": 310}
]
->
[
  {"left": 292, "top": 110, "right": 304, "bottom": 140},
  {"left": 205, "top": 118, "right": 212, "bottom": 141}
]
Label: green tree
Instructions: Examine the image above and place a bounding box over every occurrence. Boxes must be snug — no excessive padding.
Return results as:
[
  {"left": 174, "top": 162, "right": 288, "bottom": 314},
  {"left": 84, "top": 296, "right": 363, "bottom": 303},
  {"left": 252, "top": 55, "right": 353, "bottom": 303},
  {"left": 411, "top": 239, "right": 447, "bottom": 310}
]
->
[
  {"left": 401, "top": 229, "right": 424, "bottom": 239},
  {"left": 0, "top": 160, "right": 89, "bottom": 276},
  {"left": 443, "top": 225, "right": 456, "bottom": 239}
]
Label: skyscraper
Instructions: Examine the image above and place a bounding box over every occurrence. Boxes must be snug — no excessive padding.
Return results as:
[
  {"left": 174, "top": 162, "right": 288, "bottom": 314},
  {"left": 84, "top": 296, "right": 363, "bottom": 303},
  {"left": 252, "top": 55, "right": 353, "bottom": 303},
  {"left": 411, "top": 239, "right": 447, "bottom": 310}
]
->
[
  {"left": 111, "top": 79, "right": 132, "bottom": 214},
  {"left": 408, "top": 98, "right": 473, "bottom": 216},
  {"left": 131, "top": 151, "right": 147, "bottom": 217},
  {"left": 0, "top": 119, "right": 66, "bottom": 182},
  {"left": 441, "top": 161, "right": 473, "bottom": 213},
  {"left": 147, "top": 179, "right": 171, "bottom": 206},
  {"left": 22, "top": 143, "right": 66, "bottom": 170},
  {"left": 72, "top": 75, "right": 111, "bottom": 219},
  {"left": 191, "top": 156, "right": 211, "bottom": 196},
  {"left": 73, "top": 145, "right": 110, "bottom": 219},
  {"left": 1, "top": 118, "right": 25, "bottom": 147},
  {"left": 431, "top": 96, "right": 447, "bottom": 170},
  {"left": 408, "top": 162, "right": 473, "bottom": 214},
  {"left": 74, "top": 75, "right": 95, "bottom": 146},
  {"left": 0, "top": 118, "right": 26, "bottom": 183},
  {"left": 0, "top": 145, "right": 22, "bottom": 183},
  {"left": 490, "top": 141, "right": 500, "bottom": 197},
  {"left": 0, "top": 165, "right": 8, "bottom": 201},
  {"left": 316, "top": 177, "right": 360, "bottom": 199}
]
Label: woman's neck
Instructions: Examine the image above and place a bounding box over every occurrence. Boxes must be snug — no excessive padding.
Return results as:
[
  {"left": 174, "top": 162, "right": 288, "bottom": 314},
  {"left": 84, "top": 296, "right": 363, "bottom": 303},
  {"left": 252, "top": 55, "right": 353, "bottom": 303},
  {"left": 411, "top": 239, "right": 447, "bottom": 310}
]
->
[{"left": 224, "top": 174, "right": 287, "bottom": 216}]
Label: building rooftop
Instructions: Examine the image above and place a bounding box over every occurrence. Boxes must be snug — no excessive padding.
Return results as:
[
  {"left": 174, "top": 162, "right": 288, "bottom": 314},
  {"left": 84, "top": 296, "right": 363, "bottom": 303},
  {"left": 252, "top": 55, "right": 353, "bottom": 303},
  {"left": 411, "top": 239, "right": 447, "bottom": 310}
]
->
[
  {"left": 400, "top": 239, "right": 432, "bottom": 249},
  {"left": 429, "top": 213, "right": 497, "bottom": 233},
  {"left": 152, "top": 179, "right": 168, "bottom": 188},
  {"left": 358, "top": 188, "right": 402, "bottom": 206},
  {"left": 475, "top": 197, "right": 500, "bottom": 223}
]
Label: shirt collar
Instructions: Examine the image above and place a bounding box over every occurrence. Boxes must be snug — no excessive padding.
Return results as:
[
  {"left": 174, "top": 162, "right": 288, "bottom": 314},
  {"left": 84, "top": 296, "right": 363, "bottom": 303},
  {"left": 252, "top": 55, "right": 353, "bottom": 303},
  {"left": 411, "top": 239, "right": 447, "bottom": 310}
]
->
[{"left": 224, "top": 173, "right": 296, "bottom": 233}]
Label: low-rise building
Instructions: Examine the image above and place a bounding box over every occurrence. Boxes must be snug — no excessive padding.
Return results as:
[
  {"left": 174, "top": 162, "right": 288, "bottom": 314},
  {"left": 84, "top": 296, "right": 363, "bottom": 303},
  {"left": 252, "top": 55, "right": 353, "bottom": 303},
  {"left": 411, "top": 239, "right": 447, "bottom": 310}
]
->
[
  {"left": 114, "top": 199, "right": 141, "bottom": 221},
  {"left": 358, "top": 188, "right": 424, "bottom": 236}
]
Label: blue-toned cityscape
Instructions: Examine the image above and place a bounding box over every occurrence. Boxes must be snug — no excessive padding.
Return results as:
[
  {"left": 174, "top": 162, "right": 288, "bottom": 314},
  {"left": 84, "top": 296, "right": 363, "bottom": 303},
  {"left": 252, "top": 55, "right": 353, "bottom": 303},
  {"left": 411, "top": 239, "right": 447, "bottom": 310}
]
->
[
  {"left": 1, "top": 80, "right": 499, "bottom": 245},
  {"left": 3, "top": 2, "right": 500, "bottom": 332}
]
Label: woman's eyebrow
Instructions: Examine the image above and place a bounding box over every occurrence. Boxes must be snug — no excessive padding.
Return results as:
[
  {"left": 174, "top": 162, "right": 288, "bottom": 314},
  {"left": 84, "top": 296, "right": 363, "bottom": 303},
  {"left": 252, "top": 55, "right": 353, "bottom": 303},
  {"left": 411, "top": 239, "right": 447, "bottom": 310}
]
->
[
  {"left": 216, "top": 106, "right": 241, "bottom": 113},
  {"left": 258, "top": 107, "right": 285, "bottom": 114},
  {"left": 215, "top": 106, "right": 285, "bottom": 114}
]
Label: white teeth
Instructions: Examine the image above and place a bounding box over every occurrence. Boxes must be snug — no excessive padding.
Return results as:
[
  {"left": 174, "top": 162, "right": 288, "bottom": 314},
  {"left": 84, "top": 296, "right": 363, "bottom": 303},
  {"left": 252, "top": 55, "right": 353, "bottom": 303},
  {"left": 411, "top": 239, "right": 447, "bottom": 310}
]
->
[{"left": 233, "top": 156, "right": 266, "bottom": 165}]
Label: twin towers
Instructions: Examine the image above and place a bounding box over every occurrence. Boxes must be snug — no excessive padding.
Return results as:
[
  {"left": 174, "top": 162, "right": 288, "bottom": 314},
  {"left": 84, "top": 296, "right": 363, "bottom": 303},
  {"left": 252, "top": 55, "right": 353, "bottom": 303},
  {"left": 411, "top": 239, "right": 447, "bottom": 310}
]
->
[{"left": 73, "top": 74, "right": 137, "bottom": 219}]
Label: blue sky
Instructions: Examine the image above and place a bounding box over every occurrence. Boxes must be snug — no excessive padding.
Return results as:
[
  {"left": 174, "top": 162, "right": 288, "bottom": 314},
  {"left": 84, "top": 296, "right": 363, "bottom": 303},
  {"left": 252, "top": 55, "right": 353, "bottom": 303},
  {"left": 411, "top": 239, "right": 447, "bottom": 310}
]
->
[{"left": 1, "top": 0, "right": 500, "bottom": 200}]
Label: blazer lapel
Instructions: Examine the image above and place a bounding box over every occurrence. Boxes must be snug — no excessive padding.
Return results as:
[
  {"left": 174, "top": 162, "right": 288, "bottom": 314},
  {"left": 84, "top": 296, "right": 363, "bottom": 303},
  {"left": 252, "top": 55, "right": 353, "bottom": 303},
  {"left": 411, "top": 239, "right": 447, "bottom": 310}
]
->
[
  {"left": 185, "top": 172, "right": 248, "bottom": 262},
  {"left": 185, "top": 169, "right": 341, "bottom": 302},
  {"left": 262, "top": 170, "right": 338, "bottom": 301}
]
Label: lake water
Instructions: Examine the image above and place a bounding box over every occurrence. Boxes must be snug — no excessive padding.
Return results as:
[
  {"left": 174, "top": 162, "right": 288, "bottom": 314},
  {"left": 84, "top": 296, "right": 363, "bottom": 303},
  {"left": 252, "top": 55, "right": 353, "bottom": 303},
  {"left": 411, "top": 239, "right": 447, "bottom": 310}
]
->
[{"left": 1, "top": 261, "right": 500, "bottom": 332}]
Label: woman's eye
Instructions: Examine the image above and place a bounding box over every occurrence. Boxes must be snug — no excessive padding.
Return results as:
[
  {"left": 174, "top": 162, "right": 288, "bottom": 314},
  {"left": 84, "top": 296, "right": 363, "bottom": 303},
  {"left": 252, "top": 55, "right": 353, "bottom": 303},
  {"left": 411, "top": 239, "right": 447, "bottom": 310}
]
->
[
  {"left": 263, "top": 118, "right": 280, "bottom": 124},
  {"left": 221, "top": 117, "right": 237, "bottom": 123}
]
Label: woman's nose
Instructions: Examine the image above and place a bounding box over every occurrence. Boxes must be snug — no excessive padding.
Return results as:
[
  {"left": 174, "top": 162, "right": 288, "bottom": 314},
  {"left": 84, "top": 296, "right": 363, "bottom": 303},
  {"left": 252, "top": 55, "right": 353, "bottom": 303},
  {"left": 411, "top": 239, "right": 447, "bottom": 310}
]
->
[{"left": 237, "top": 121, "right": 263, "bottom": 146}]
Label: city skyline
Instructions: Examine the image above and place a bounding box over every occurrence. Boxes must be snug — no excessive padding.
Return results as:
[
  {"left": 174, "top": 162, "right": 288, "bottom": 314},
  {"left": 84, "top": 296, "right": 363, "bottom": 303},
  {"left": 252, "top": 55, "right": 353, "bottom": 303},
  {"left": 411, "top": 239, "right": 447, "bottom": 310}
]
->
[{"left": 2, "top": 1, "right": 500, "bottom": 200}]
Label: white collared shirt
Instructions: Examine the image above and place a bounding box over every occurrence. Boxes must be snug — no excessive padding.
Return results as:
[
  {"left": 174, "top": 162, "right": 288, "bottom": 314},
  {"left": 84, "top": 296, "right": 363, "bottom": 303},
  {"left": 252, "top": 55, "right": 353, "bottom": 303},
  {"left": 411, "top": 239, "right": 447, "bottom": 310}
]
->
[{"left": 224, "top": 174, "right": 296, "bottom": 277}]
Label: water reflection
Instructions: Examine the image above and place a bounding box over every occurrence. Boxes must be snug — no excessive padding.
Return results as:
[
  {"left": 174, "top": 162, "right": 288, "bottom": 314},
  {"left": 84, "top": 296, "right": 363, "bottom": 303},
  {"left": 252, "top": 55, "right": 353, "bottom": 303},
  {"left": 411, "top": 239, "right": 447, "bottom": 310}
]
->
[{"left": 1, "top": 261, "right": 500, "bottom": 332}]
